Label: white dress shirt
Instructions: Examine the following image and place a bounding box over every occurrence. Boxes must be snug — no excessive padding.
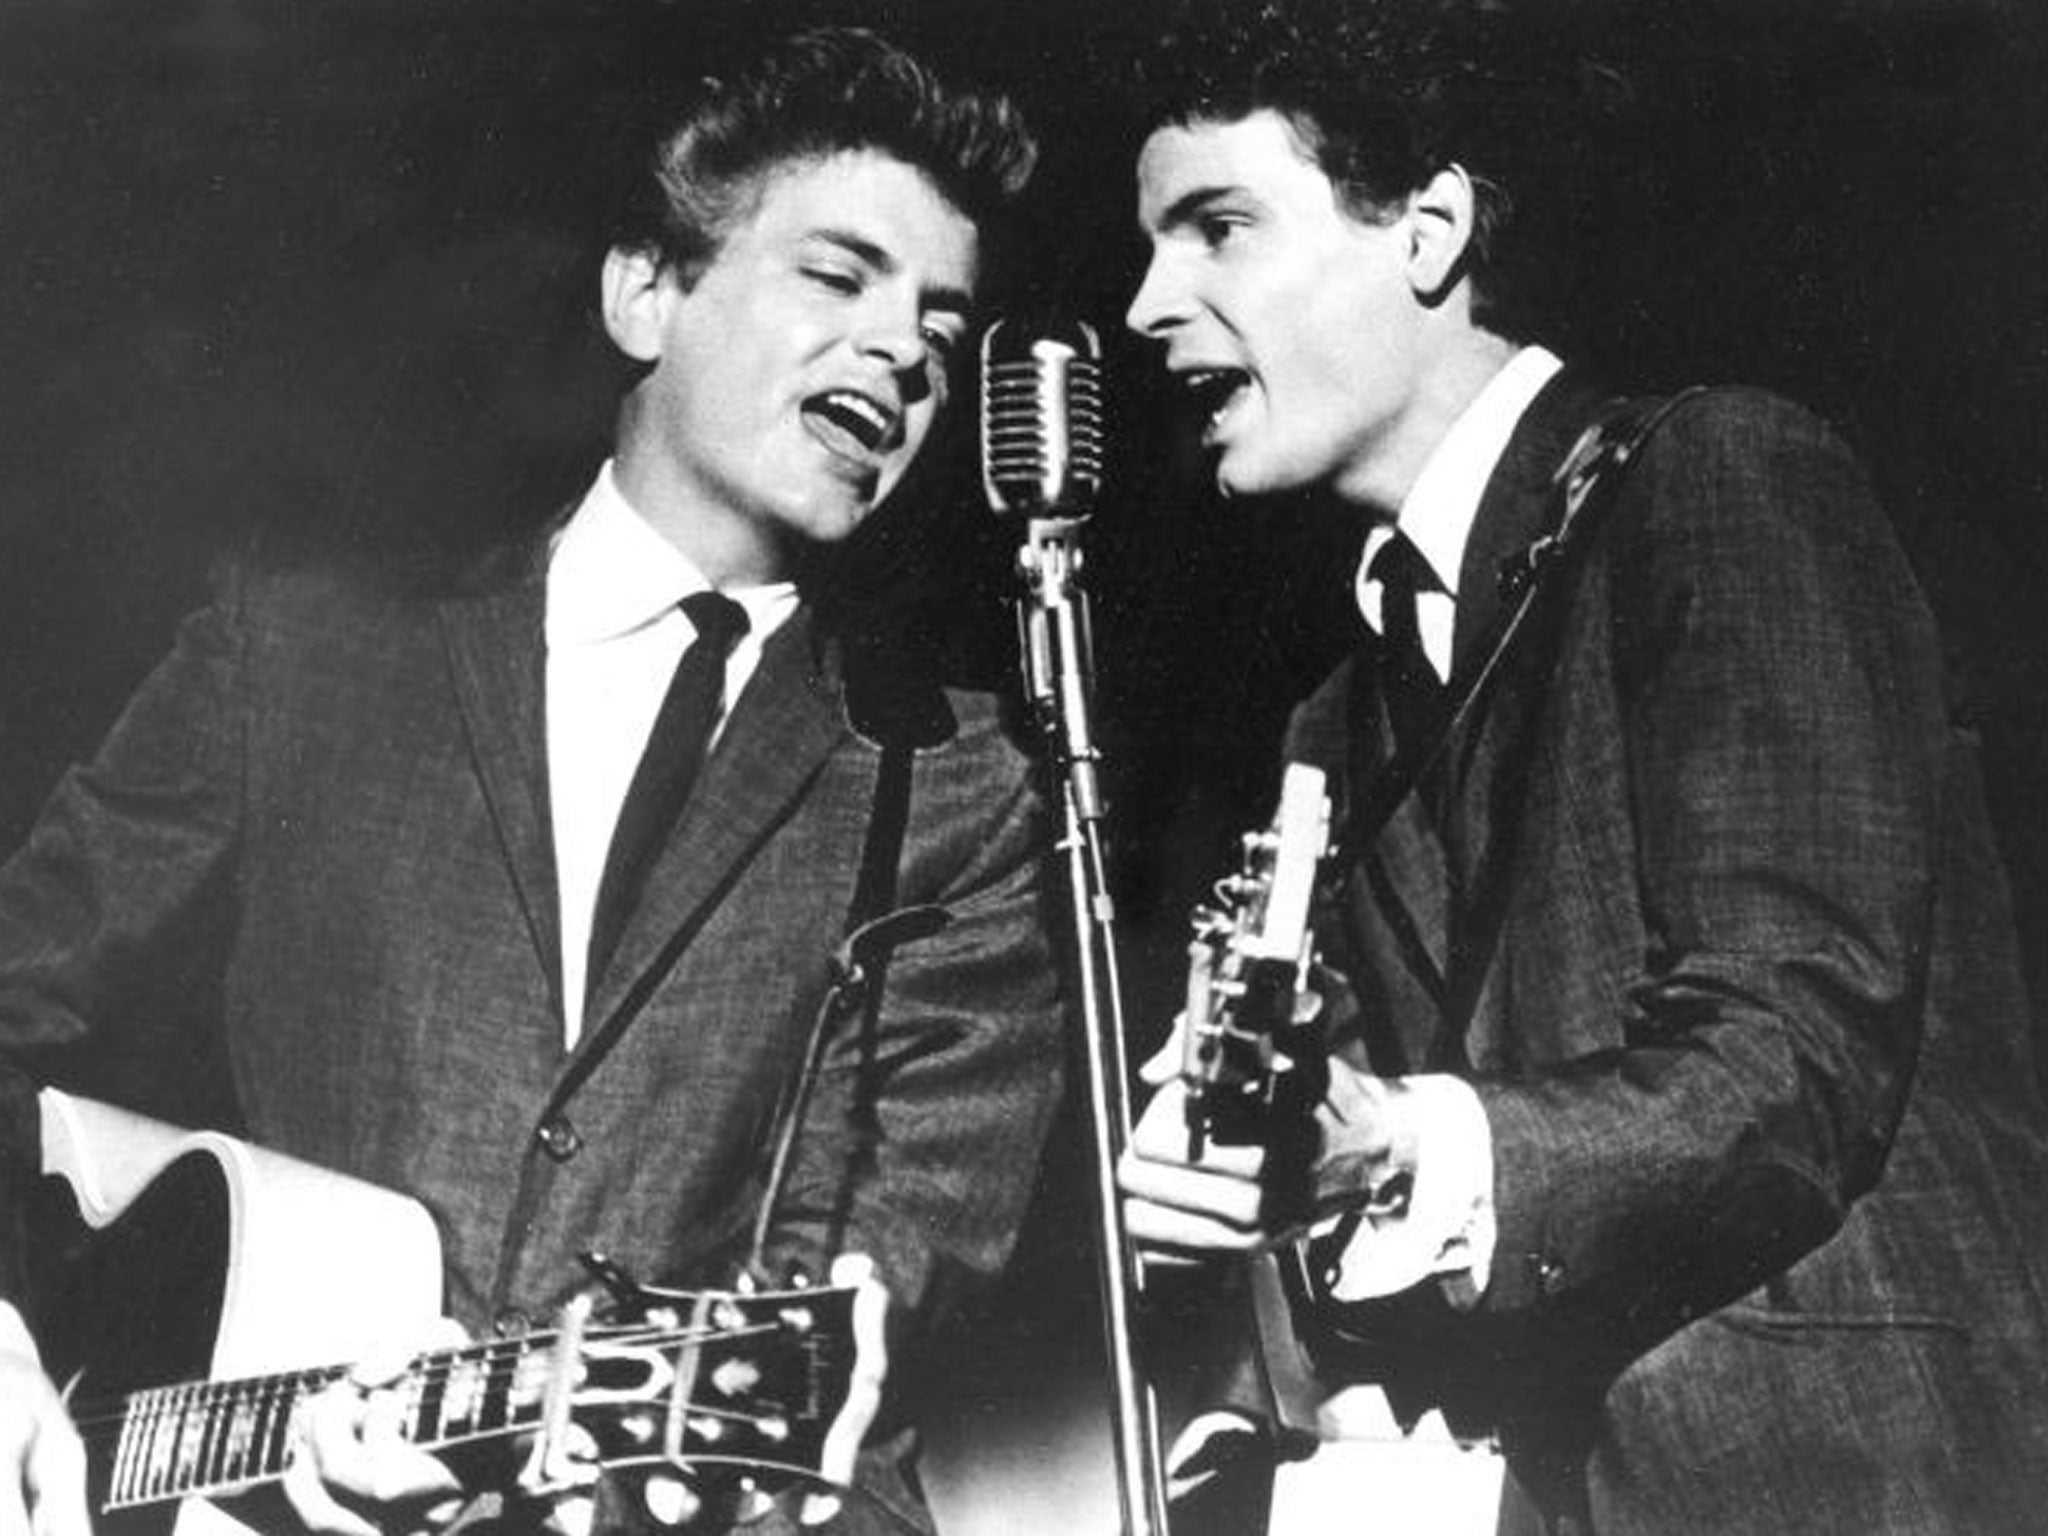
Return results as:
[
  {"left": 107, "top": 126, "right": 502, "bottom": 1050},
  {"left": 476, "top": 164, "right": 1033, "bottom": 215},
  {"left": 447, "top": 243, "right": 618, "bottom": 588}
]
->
[
  {"left": 545, "top": 463, "right": 797, "bottom": 1043},
  {"left": 1332, "top": 345, "right": 1562, "bottom": 1305},
  {"left": 1356, "top": 345, "right": 1565, "bottom": 681}
]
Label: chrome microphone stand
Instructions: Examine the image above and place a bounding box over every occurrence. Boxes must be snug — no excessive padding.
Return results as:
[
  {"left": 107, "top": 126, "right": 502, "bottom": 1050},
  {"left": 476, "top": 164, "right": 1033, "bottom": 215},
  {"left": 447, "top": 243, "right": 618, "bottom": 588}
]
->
[
  {"left": 984, "top": 318, "right": 1167, "bottom": 1536},
  {"left": 1015, "top": 511, "right": 1170, "bottom": 1536}
]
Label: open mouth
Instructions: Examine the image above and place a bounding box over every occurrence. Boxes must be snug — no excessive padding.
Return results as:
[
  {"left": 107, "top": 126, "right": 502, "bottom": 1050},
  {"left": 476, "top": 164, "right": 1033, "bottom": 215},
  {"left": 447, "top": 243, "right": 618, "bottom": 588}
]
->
[
  {"left": 803, "top": 389, "right": 900, "bottom": 458},
  {"left": 1180, "top": 368, "right": 1251, "bottom": 432}
]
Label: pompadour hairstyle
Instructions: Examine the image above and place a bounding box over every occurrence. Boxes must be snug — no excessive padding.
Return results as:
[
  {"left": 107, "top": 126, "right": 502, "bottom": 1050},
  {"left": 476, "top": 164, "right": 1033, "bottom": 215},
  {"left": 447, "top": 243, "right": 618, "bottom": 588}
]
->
[
  {"left": 607, "top": 26, "right": 1039, "bottom": 287},
  {"left": 1136, "top": 0, "right": 1602, "bottom": 343}
]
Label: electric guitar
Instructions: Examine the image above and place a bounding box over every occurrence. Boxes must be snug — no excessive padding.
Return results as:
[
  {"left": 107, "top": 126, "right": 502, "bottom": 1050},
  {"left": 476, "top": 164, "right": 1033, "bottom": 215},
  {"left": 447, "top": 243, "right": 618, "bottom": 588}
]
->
[
  {"left": 1178, "top": 766, "right": 1504, "bottom": 1535},
  {"left": 29, "top": 1089, "right": 883, "bottom": 1536}
]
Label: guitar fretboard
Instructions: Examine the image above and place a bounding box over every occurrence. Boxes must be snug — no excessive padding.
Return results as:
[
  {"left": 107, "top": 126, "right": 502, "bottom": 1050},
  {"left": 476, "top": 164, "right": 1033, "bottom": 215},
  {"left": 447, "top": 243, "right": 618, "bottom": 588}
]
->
[{"left": 98, "top": 1337, "right": 550, "bottom": 1509}]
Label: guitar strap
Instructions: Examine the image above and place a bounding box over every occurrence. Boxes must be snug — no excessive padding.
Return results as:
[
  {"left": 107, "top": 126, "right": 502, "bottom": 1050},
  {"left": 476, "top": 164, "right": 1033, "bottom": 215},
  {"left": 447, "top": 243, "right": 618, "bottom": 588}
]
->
[
  {"left": 1440, "top": 388, "right": 1707, "bottom": 1049},
  {"left": 744, "top": 710, "right": 945, "bottom": 1284},
  {"left": 1337, "top": 388, "right": 1704, "bottom": 856}
]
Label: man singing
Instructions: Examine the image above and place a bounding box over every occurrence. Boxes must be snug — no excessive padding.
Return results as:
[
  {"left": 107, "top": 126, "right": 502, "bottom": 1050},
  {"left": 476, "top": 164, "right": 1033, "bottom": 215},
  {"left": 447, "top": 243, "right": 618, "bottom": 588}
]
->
[
  {"left": 0, "top": 24, "right": 1062, "bottom": 1536},
  {"left": 1115, "top": 2, "right": 2048, "bottom": 1530}
]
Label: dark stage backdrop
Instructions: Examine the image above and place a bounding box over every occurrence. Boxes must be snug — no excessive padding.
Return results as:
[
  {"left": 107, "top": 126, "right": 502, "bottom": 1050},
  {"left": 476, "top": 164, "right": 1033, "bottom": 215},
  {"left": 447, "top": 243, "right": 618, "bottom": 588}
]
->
[{"left": 3, "top": 1, "right": 2046, "bottom": 1530}]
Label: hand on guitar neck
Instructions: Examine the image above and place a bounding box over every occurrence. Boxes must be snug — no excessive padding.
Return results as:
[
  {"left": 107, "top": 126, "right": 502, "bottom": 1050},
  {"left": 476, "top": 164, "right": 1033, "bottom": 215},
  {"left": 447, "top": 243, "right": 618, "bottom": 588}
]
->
[
  {"left": 16, "top": 1095, "right": 890, "bottom": 1536},
  {"left": 1120, "top": 1060, "right": 1426, "bottom": 1261},
  {"left": 2, "top": 1295, "right": 528, "bottom": 1536},
  {"left": 1116, "top": 763, "right": 1457, "bottom": 1297},
  {"left": 1116, "top": 763, "right": 1420, "bottom": 1260},
  {"left": 274, "top": 1325, "right": 471, "bottom": 1536}
]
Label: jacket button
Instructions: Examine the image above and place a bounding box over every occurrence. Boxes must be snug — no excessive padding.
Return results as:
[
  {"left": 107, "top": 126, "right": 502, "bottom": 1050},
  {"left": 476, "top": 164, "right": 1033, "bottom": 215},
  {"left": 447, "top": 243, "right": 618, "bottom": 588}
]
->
[{"left": 536, "top": 1115, "right": 582, "bottom": 1161}]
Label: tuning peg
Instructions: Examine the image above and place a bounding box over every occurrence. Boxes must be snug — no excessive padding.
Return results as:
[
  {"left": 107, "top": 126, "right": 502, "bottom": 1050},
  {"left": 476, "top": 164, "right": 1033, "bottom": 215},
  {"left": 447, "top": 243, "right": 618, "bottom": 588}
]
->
[
  {"left": 642, "top": 1471, "right": 704, "bottom": 1528},
  {"left": 798, "top": 1491, "right": 845, "bottom": 1528},
  {"left": 777, "top": 1303, "right": 817, "bottom": 1334}
]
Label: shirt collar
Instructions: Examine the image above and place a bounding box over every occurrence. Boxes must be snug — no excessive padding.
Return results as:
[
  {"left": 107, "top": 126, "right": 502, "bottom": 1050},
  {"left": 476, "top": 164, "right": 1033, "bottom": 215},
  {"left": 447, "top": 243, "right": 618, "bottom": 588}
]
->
[
  {"left": 1357, "top": 345, "right": 1564, "bottom": 617},
  {"left": 547, "top": 461, "right": 798, "bottom": 645}
]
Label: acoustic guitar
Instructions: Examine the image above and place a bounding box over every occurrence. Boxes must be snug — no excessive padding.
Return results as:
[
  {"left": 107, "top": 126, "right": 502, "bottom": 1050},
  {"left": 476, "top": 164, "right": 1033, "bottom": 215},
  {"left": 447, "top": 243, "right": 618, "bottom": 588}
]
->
[
  {"left": 1179, "top": 765, "right": 1504, "bottom": 1535},
  {"left": 29, "top": 1088, "right": 881, "bottom": 1536}
]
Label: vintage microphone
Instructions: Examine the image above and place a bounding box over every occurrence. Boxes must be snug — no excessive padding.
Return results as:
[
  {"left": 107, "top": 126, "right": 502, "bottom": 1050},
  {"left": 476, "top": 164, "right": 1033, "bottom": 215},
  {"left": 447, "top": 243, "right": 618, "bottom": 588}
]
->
[{"left": 982, "top": 317, "right": 1170, "bottom": 1536}]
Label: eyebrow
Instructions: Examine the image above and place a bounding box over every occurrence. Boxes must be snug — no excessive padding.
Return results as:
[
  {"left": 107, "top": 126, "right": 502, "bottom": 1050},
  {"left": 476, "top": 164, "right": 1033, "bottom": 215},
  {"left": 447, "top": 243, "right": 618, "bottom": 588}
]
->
[
  {"left": 810, "top": 227, "right": 976, "bottom": 313},
  {"left": 1146, "top": 185, "right": 1243, "bottom": 235}
]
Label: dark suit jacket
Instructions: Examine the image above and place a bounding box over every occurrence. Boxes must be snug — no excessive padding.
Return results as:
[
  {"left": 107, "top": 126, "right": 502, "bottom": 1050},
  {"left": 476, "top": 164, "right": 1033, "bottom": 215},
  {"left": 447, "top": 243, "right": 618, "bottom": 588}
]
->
[
  {"left": 1288, "top": 373, "right": 2048, "bottom": 1533},
  {"left": 0, "top": 536, "right": 1065, "bottom": 1532}
]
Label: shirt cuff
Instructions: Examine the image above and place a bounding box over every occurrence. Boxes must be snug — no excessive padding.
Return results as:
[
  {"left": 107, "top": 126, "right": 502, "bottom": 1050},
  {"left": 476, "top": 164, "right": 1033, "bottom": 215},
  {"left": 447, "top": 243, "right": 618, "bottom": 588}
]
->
[{"left": 1325, "top": 1074, "right": 1496, "bottom": 1308}]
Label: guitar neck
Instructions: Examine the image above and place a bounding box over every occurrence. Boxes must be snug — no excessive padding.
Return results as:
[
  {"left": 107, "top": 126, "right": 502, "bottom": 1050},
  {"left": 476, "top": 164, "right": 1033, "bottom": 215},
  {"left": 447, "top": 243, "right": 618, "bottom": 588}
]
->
[
  {"left": 90, "top": 1335, "right": 553, "bottom": 1509},
  {"left": 41, "top": 1096, "right": 873, "bottom": 1524}
]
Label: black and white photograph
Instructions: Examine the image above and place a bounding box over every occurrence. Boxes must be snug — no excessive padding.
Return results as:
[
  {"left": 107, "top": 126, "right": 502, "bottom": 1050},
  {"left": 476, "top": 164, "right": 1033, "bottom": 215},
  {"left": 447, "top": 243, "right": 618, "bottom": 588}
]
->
[{"left": 3, "top": 2, "right": 2047, "bottom": 1533}]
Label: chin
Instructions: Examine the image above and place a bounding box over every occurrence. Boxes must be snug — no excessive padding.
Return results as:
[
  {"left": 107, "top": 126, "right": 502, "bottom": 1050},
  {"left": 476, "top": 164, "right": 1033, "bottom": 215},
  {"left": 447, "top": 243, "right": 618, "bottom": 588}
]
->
[
  {"left": 1214, "top": 454, "right": 1278, "bottom": 501},
  {"left": 1216, "top": 438, "right": 1333, "bottom": 502},
  {"left": 783, "top": 480, "right": 881, "bottom": 544}
]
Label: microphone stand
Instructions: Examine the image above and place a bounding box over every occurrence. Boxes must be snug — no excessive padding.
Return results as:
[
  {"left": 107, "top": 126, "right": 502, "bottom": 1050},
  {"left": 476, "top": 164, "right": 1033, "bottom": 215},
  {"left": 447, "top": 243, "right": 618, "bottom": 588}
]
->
[{"left": 1014, "top": 512, "right": 1170, "bottom": 1536}]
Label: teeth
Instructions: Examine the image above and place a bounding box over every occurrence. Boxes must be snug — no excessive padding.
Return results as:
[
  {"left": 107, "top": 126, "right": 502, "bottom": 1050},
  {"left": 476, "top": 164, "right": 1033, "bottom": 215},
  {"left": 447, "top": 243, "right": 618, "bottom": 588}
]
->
[
  {"left": 1180, "top": 368, "right": 1249, "bottom": 423},
  {"left": 827, "top": 391, "right": 890, "bottom": 431},
  {"left": 811, "top": 390, "right": 895, "bottom": 452}
]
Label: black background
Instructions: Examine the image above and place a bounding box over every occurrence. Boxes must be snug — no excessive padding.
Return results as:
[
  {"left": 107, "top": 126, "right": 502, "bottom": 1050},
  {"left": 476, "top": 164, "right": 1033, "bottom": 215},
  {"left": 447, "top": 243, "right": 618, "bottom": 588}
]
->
[
  {"left": 4, "top": 1, "right": 2046, "bottom": 1520},
  {"left": 4, "top": 0, "right": 2045, "bottom": 989}
]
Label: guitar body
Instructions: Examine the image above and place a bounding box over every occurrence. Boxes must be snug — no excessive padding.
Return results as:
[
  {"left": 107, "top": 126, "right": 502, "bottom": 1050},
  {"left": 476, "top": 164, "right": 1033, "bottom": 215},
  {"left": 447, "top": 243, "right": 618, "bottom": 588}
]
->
[
  {"left": 30, "top": 1090, "right": 878, "bottom": 1536},
  {"left": 34, "top": 1089, "right": 447, "bottom": 1536}
]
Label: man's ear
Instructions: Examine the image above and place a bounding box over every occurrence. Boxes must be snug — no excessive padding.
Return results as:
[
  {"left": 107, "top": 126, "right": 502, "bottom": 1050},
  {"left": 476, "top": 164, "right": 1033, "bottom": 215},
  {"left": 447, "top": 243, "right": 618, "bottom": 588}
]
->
[
  {"left": 1404, "top": 164, "right": 1478, "bottom": 301},
  {"left": 601, "top": 245, "right": 670, "bottom": 363}
]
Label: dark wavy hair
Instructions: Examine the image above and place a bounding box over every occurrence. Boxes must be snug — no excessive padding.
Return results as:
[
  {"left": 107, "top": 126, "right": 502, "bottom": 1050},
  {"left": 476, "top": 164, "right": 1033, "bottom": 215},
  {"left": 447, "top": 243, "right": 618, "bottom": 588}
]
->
[
  {"left": 606, "top": 26, "right": 1039, "bottom": 287},
  {"left": 1136, "top": 0, "right": 1610, "bottom": 343}
]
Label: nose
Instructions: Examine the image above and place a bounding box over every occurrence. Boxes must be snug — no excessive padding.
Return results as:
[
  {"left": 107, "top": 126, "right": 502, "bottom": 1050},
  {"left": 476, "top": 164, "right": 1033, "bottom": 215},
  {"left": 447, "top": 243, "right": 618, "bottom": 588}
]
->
[
  {"left": 1124, "top": 250, "right": 1188, "bottom": 338},
  {"left": 856, "top": 297, "right": 931, "bottom": 374},
  {"left": 860, "top": 328, "right": 927, "bottom": 374}
]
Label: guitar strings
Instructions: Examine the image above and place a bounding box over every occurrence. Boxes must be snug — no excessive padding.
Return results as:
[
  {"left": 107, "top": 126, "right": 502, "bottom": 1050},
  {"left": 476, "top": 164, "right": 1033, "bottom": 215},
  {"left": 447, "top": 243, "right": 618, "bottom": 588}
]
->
[
  {"left": 64, "top": 1322, "right": 815, "bottom": 1441},
  {"left": 72, "top": 1325, "right": 830, "bottom": 1512}
]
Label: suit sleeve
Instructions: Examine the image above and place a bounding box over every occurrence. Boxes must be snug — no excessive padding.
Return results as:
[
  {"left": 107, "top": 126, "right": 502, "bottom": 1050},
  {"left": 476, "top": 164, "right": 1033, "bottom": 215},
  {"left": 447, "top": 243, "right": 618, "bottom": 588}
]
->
[
  {"left": 0, "top": 561, "right": 247, "bottom": 1310},
  {"left": 753, "top": 702, "right": 1066, "bottom": 1371},
  {"left": 1470, "top": 390, "right": 1946, "bottom": 1348}
]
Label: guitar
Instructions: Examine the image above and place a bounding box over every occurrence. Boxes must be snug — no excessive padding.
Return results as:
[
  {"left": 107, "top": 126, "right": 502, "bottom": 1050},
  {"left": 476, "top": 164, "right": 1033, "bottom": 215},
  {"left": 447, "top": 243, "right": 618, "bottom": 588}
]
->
[
  {"left": 30, "top": 1089, "right": 883, "bottom": 1536},
  {"left": 1181, "top": 761, "right": 1332, "bottom": 1167},
  {"left": 1178, "top": 766, "right": 1504, "bottom": 1535}
]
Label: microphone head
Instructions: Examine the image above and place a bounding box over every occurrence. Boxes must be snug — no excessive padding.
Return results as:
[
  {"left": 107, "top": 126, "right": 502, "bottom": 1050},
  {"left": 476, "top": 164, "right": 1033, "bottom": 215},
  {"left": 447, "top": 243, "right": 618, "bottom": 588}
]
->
[{"left": 980, "top": 317, "right": 1104, "bottom": 517}]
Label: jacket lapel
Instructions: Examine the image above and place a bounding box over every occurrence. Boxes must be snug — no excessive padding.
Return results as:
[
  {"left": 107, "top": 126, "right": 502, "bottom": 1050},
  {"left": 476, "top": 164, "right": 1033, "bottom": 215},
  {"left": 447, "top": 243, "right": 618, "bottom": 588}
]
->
[
  {"left": 1451, "top": 368, "right": 1610, "bottom": 684},
  {"left": 1439, "top": 371, "right": 1614, "bottom": 1055},
  {"left": 436, "top": 549, "right": 562, "bottom": 1012},
  {"left": 1301, "top": 370, "right": 1616, "bottom": 1062},
  {"left": 580, "top": 605, "right": 849, "bottom": 1037}
]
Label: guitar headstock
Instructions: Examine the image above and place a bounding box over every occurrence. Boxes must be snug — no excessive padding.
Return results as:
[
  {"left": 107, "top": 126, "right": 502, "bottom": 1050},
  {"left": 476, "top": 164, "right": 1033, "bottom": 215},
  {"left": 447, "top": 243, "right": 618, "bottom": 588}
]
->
[
  {"left": 1182, "top": 762, "right": 1332, "bottom": 1156},
  {"left": 506, "top": 1255, "right": 887, "bottom": 1528}
]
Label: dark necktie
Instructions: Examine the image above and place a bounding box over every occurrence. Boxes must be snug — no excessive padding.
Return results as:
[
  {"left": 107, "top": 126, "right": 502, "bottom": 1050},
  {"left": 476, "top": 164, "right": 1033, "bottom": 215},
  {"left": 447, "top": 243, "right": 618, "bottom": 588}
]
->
[
  {"left": 586, "top": 589, "right": 749, "bottom": 994},
  {"left": 1369, "top": 529, "right": 1448, "bottom": 761}
]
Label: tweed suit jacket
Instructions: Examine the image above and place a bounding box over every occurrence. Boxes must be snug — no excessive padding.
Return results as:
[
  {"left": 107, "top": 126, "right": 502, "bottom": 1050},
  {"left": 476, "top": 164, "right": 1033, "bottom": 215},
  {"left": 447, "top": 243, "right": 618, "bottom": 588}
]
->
[
  {"left": 1286, "top": 372, "right": 2048, "bottom": 1533},
  {"left": 0, "top": 534, "right": 1065, "bottom": 1528}
]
